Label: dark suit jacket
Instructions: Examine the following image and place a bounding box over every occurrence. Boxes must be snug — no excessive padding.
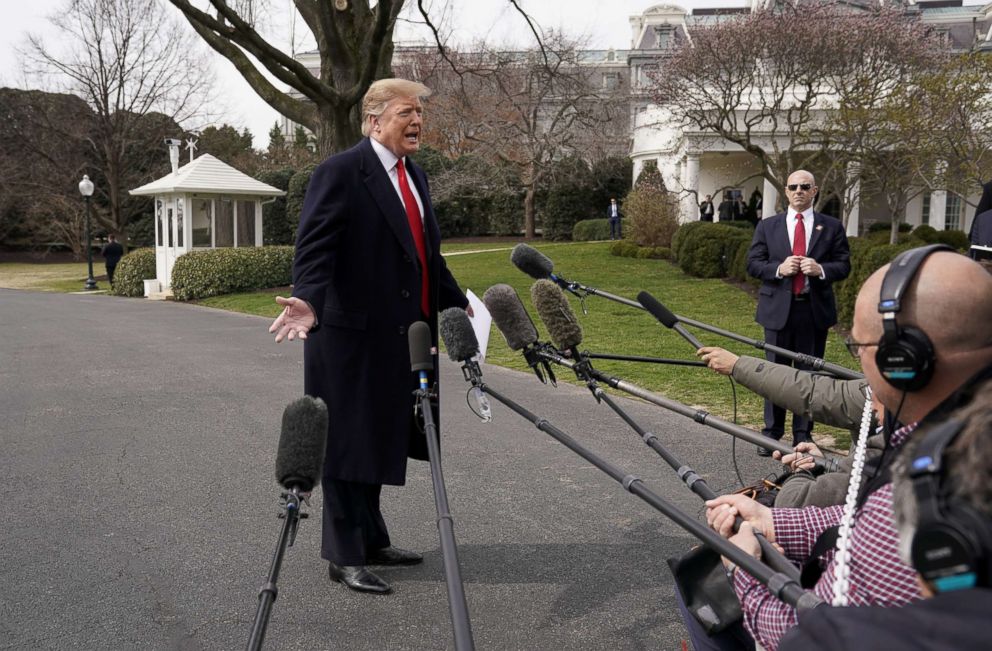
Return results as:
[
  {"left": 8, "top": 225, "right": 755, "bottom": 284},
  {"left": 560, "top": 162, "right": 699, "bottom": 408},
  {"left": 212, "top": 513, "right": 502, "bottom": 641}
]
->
[
  {"left": 101, "top": 241, "right": 123, "bottom": 265},
  {"left": 292, "top": 138, "right": 468, "bottom": 485},
  {"left": 606, "top": 204, "right": 622, "bottom": 220},
  {"left": 969, "top": 180, "right": 992, "bottom": 242},
  {"left": 746, "top": 211, "right": 851, "bottom": 331}
]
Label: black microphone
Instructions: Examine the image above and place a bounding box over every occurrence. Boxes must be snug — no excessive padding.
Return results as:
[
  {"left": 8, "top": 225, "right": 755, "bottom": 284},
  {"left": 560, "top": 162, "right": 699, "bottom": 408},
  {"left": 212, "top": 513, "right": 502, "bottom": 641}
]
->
[
  {"left": 531, "top": 279, "right": 583, "bottom": 354},
  {"left": 274, "top": 396, "right": 328, "bottom": 493},
  {"left": 483, "top": 284, "right": 556, "bottom": 385},
  {"left": 511, "top": 244, "right": 583, "bottom": 299},
  {"left": 637, "top": 291, "right": 704, "bottom": 350},
  {"left": 439, "top": 308, "right": 492, "bottom": 421},
  {"left": 510, "top": 243, "right": 554, "bottom": 281}
]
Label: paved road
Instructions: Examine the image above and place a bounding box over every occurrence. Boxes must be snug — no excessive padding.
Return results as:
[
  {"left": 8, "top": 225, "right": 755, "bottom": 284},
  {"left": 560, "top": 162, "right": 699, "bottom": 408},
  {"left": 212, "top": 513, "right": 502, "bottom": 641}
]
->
[{"left": 0, "top": 289, "right": 779, "bottom": 650}]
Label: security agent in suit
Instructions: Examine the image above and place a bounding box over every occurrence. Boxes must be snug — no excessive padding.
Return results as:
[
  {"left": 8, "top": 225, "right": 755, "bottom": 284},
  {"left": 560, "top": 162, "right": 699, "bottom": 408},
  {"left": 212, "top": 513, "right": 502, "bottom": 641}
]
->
[
  {"left": 746, "top": 170, "right": 851, "bottom": 453},
  {"left": 268, "top": 78, "right": 470, "bottom": 595}
]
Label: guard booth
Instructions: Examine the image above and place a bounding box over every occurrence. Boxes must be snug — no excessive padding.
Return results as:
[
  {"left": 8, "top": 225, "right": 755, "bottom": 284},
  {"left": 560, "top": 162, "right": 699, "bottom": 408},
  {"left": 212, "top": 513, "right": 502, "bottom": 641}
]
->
[{"left": 129, "top": 148, "right": 285, "bottom": 295}]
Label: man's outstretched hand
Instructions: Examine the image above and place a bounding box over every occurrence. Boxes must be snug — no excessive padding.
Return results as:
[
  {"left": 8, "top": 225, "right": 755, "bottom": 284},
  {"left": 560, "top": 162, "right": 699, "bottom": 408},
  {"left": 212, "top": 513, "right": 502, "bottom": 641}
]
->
[{"left": 269, "top": 296, "right": 316, "bottom": 343}]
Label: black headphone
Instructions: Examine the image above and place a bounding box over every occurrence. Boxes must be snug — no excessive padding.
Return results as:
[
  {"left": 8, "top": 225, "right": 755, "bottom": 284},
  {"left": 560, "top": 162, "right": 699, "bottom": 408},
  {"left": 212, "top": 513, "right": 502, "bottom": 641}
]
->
[
  {"left": 875, "top": 244, "right": 953, "bottom": 391},
  {"left": 908, "top": 419, "right": 992, "bottom": 592}
]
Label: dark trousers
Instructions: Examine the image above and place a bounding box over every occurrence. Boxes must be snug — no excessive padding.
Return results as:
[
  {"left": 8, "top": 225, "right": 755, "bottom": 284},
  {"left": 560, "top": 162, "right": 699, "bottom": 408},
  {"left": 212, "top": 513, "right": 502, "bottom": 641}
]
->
[
  {"left": 762, "top": 298, "right": 827, "bottom": 444},
  {"left": 321, "top": 478, "right": 391, "bottom": 566},
  {"left": 106, "top": 262, "right": 118, "bottom": 284},
  {"left": 609, "top": 218, "right": 622, "bottom": 240}
]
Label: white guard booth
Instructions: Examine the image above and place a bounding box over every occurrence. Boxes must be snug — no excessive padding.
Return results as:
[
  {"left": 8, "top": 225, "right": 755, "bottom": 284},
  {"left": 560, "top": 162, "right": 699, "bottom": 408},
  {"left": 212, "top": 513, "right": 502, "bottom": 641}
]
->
[{"left": 129, "top": 152, "right": 285, "bottom": 295}]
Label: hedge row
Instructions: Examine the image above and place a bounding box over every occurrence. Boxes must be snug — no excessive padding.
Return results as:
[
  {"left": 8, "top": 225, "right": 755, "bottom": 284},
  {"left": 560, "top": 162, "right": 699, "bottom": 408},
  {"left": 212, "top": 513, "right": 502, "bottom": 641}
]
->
[
  {"left": 170, "top": 246, "right": 294, "bottom": 301},
  {"left": 609, "top": 240, "right": 671, "bottom": 259},
  {"left": 573, "top": 219, "right": 611, "bottom": 241},
  {"left": 110, "top": 248, "right": 156, "bottom": 297},
  {"left": 672, "top": 222, "right": 754, "bottom": 279}
]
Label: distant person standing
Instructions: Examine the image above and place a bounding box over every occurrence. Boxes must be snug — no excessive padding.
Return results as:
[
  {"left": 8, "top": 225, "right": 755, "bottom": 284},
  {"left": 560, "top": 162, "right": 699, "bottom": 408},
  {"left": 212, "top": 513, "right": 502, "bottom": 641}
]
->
[
  {"left": 607, "top": 197, "right": 622, "bottom": 240},
  {"left": 101, "top": 234, "right": 124, "bottom": 285},
  {"left": 746, "top": 170, "right": 851, "bottom": 455},
  {"left": 717, "top": 191, "right": 736, "bottom": 221},
  {"left": 969, "top": 179, "right": 992, "bottom": 260},
  {"left": 699, "top": 194, "right": 714, "bottom": 222}
]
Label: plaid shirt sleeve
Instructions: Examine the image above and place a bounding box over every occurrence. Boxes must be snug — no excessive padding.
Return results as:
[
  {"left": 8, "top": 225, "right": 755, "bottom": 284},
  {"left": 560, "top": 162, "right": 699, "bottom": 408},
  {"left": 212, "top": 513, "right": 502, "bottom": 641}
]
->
[
  {"left": 731, "top": 484, "right": 921, "bottom": 650},
  {"left": 771, "top": 504, "right": 844, "bottom": 562}
]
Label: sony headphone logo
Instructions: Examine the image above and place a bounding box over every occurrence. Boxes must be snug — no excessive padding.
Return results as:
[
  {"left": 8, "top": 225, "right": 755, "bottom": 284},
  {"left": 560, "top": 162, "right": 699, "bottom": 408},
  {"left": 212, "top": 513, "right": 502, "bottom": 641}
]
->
[{"left": 925, "top": 546, "right": 953, "bottom": 561}]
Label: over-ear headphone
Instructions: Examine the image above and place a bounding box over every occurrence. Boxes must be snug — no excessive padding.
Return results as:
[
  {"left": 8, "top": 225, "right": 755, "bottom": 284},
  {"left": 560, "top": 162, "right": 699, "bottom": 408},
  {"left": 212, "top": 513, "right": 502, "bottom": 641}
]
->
[
  {"left": 908, "top": 419, "right": 992, "bottom": 592},
  {"left": 875, "top": 244, "right": 953, "bottom": 391}
]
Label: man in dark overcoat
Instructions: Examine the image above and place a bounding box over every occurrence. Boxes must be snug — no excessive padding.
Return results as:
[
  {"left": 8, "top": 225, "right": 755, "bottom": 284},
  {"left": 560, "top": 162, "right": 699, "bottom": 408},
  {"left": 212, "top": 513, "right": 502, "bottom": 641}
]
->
[
  {"left": 269, "top": 78, "right": 470, "bottom": 594},
  {"left": 746, "top": 170, "right": 850, "bottom": 454}
]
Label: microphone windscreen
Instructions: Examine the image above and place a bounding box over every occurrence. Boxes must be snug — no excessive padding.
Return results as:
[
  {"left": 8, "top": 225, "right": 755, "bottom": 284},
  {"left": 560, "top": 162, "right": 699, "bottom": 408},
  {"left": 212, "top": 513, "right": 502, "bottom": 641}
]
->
[
  {"left": 483, "top": 284, "right": 539, "bottom": 351},
  {"left": 511, "top": 244, "right": 554, "bottom": 280},
  {"left": 531, "top": 279, "right": 583, "bottom": 350},
  {"left": 408, "top": 320, "right": 434, "bottom": 372},
  {"left": 275, "top": 395, "right": 328, "bottom": 492},
  {"left": 439, "top": 308, "right": 480, "bottom": 362},
  {"left": 638, "top": 291, "right": 678, "bottom": 328}
]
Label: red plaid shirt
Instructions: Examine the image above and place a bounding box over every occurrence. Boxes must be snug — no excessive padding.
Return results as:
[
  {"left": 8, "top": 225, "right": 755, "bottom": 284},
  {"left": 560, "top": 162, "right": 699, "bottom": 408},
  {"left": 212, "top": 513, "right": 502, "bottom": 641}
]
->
[{"left": 732, "top": 424, "right": 921, "bottom": 650}]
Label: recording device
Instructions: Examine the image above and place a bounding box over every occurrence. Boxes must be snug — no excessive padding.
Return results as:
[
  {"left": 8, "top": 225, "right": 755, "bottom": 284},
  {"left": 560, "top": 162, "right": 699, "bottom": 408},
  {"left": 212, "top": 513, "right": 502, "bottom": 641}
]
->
[
  {"left": 248, "top": 396, "right": 328, "bottom": 651},
  {"left": 637, "top": 291, "right": 704, "bottom": 350},
  {"left": 439, "top": 309, "right": 492, "bottom": 422},
  {"left": 908, "top": 418, "right": 991, "bottom": 593},
  {"left": 274, "top": 396, "right": 329, "bottom": 492},
  {"left": 483, "top": 284, "right": 556, "bottom": 385},
  {"left": 875, "top": 244, "right": 952, "bottom": 391}
]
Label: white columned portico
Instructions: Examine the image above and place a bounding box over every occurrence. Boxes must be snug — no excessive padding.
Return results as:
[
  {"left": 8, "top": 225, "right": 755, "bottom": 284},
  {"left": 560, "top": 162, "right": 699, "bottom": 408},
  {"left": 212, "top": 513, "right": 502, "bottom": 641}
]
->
[
  {"left": 682, "top": 153, "right": 700, "bottom": 221},
  {"left": 762, "top": 176, "right": 778, "bottom": 218}
]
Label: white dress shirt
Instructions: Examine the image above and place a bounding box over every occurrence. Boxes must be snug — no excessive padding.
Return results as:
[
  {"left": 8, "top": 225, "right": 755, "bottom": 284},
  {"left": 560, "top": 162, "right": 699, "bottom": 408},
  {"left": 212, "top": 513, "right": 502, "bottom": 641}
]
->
[{"left": 370, "top": 137, "right": 424, "bottom": 222}]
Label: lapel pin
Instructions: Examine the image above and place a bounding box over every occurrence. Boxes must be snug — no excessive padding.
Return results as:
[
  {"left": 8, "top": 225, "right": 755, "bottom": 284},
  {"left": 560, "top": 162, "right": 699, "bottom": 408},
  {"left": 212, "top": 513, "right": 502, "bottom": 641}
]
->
[{"left": 815, "top": 225, "right": 823, "bottom": 231}]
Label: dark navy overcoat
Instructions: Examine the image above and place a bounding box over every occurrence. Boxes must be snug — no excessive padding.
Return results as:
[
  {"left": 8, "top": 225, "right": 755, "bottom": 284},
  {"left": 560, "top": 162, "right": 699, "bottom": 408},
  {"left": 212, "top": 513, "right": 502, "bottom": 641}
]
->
[{"left": 291, "top": 138, "right": 468, "bottom": 485}]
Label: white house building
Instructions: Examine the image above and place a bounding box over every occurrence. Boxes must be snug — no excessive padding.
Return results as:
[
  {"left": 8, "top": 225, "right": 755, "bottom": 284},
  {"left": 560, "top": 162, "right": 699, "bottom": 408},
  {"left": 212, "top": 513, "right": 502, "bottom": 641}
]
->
[{"left": 129, "top": 143, "right": 284, "bottom": 294}]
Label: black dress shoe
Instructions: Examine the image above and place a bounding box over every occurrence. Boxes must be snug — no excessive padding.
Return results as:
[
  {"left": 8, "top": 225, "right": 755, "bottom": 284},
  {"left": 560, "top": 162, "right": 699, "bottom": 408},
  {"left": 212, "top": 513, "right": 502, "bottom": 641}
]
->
[
  {"left": 367, "top": 546, "right": 423, "bottom": 566},
  {"left": 757, "top": 445, "right": 773, "bottom": 457},
  {"left": 328, "top": 563, "right": 391, "bottom": 594}
]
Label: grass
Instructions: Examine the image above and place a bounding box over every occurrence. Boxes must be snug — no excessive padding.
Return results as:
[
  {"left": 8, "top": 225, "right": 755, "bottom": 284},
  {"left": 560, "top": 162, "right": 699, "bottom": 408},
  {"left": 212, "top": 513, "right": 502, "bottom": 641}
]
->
[
  {"left": 0, "top": 262, "right": 107, "bottom": 293},
  {"left": 2, "top": 242, "right": 859, "bottom": 449}
]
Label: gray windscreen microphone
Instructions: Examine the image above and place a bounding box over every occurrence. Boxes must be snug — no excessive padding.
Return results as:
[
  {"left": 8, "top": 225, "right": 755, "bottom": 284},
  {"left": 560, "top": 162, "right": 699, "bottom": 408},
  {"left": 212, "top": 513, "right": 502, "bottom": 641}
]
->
[
  {"left": 483, "top": 284, "right": 540, "bottom": 351},
  {"left": 531, "top": 280, "right": 583, "bottom": 351}
]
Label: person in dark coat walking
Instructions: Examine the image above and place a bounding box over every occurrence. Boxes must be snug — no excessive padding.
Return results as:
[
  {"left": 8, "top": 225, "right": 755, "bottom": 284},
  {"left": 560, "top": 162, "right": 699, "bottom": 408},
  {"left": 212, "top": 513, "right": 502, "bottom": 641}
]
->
[
  {"left": 268, "top": 78, "right": 470, "bottom": 595},
  {"left": 746, "top": 170, "right": 850, "bottom": 453},
  {"left": 717, "top": 191, "right": 736, "bottom": 221},
  {"left": 101, "top": 234, "right": 124, "bottom": 285}
]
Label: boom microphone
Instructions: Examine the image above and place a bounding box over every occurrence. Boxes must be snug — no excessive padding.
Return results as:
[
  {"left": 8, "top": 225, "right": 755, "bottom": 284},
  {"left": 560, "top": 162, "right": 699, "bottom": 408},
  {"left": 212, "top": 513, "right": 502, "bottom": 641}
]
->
[
  {"left": 483, "top": 284, "right": 557, "bottom": 386},
  {"left": 483, "top": 284, "right": 540, "bottom": 351},
  {"left": 637, "top": 291, "right": 704, "bottom": 350},
  {"left": 440, "top": 308, "right": 480, "bottom": 362},
  {"left": 274, "top": 396, "right": 328, "bottom": 492},
  {"left": 531, "top": 280, "right": 583, "bottom": 352},
  {"left": 510, "top": 243, "right": 554, "bottom": 281}
]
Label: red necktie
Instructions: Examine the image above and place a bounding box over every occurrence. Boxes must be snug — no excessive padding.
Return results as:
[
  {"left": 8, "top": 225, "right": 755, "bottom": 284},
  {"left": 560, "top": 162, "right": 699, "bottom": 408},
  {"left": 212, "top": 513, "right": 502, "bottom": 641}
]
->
[
  {"left": 792, "top": 214, "right": 806, "bottom": 296},
  {"left": 396, "top": 160, "right": 430, "bottom": 316}
]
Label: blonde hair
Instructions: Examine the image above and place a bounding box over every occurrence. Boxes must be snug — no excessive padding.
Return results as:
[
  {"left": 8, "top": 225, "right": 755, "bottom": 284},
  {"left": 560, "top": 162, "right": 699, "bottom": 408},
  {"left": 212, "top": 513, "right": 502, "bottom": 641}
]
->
[{"left": 361, "top": 78, "right": 432, "bottom": 136}]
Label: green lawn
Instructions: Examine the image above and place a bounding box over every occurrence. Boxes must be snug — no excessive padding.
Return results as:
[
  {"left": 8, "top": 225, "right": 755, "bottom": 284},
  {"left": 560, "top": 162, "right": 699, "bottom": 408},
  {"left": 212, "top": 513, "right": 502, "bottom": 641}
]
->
[{"left": 0, "top": 262, "right": 108, "bottom": 293}]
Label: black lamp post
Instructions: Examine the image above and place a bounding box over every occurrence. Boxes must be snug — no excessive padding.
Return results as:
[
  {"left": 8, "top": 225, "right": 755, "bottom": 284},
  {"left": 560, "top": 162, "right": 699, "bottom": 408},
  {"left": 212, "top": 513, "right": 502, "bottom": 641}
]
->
[{"left": 78, "top": 174, "right": 98, "bottom": 291}]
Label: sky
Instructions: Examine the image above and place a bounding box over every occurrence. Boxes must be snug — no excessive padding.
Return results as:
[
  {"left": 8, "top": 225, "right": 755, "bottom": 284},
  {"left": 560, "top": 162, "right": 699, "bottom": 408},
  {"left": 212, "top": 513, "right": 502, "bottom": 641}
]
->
[{"left": 0, "top": 0, "right": 747, "bottom": 149}]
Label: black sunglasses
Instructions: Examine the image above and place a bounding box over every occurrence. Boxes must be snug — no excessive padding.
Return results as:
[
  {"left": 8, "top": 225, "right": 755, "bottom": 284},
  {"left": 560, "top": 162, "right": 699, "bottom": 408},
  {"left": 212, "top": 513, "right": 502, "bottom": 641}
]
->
[
  {"left": 787, "top": 183, "right": 813, "bottom": 191},
  {"left": 844, "top": 336, "right": 877, "bottom": 359}
]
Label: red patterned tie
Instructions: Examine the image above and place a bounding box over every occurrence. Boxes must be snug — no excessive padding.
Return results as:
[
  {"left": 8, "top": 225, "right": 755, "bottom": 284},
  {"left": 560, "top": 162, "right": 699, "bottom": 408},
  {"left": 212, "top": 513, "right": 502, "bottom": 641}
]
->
[
  {"left": 793, "top": 214, "right": 806, "bottom": 296},
  {"left": 396, "top": 160, "right": 430, "bottom": 316}
]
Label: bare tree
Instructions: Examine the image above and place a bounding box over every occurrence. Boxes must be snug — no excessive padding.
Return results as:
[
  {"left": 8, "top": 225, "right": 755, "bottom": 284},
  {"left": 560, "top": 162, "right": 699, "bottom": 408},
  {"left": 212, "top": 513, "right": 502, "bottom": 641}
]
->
[
  {"left": 24, "top": 0, "right": 213, "bottom": 244},
  {"left": 166, "top": 0, "right": 401, "bottom": 155},
  {"left": 651, "top": 5, "right": 941, "bottom": 222},
  {"left": 405, "top": 33, "right": 626, "bottom": 238}
]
